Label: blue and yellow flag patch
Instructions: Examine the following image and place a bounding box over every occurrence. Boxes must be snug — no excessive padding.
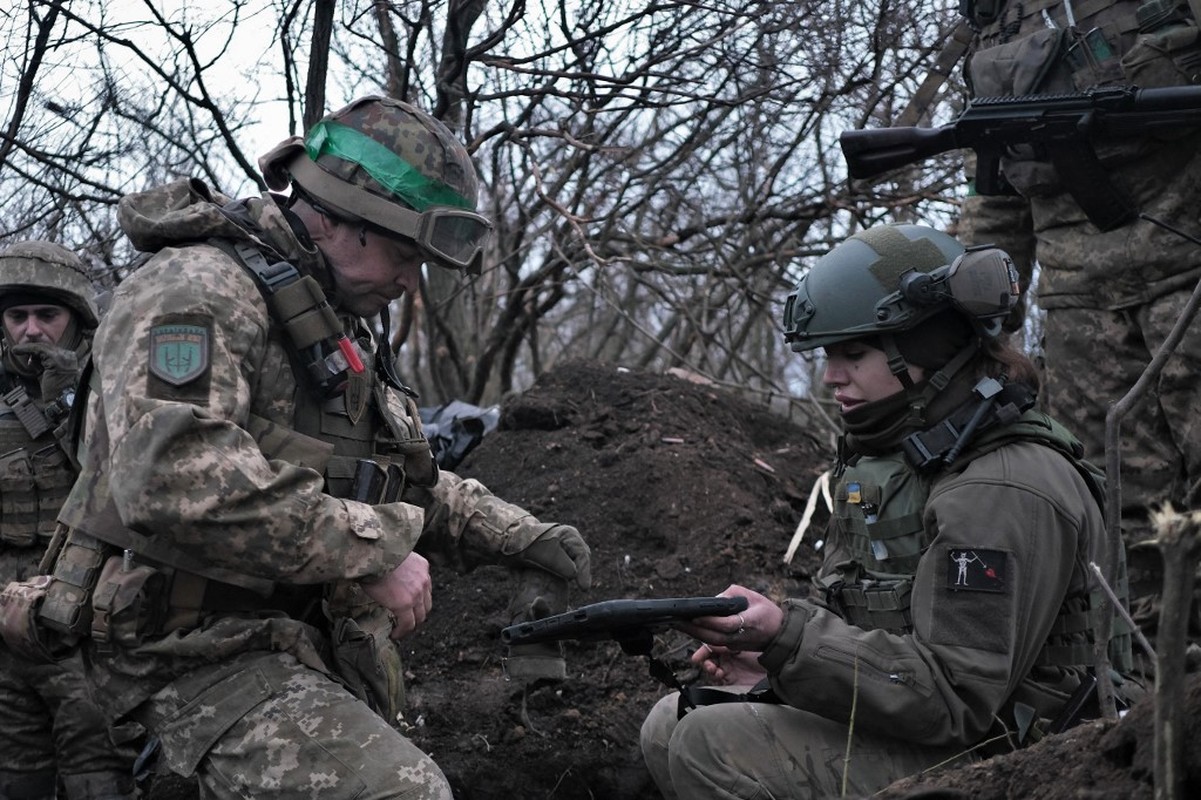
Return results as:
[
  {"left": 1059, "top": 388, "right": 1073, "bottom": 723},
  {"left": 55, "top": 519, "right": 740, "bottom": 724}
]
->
[{"left": 149, "top": 322, "right": 210, "bottom": 386}]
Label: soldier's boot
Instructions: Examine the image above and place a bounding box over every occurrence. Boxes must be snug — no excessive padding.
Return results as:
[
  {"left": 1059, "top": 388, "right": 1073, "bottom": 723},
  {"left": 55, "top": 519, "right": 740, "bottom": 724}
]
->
[
  {"left": 504, "top": 569, "right": 568, "bottom": 684},
  {"left": 0, "top": 768, "right": 56, "bottom": 800}
]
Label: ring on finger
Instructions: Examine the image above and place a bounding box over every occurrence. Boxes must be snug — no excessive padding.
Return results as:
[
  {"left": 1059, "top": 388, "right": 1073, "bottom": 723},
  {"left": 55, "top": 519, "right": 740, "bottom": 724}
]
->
[{"left": 735, "top": 613, "right": 746, "bottom": 637}]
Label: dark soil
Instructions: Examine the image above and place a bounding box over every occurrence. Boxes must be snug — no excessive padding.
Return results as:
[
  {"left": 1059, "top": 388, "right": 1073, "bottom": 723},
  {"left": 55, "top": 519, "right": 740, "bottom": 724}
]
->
[
  {"left": 150, "top": 359, "right": 1199, "bottom": 799},
  {"left": 401, "top": 360, "right": 830, "bottom": 799}
]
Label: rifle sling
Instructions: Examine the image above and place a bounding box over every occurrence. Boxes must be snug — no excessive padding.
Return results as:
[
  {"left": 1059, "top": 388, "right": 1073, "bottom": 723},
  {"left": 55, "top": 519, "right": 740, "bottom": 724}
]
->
[
  {"left": 676, "top": 679, "right": 783, "bottom": 719},
  {"left": 896, "top": 19, "right": 975, "bottom": 128}
]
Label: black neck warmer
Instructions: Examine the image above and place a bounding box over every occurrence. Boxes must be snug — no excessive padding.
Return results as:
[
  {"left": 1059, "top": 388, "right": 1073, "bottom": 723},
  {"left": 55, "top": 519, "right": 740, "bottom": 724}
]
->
[{"left": 840, "top": 364, "right": 983, "bottom": 459}]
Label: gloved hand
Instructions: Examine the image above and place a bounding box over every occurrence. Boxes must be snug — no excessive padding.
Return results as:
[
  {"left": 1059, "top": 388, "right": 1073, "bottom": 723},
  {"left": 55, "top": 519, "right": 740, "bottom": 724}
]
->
[
  {"left": 504, "top": 523, "right": 592, "bottom": 590},
  {"left": 10, "top": 342, "right": 79, "bottom": 401}
]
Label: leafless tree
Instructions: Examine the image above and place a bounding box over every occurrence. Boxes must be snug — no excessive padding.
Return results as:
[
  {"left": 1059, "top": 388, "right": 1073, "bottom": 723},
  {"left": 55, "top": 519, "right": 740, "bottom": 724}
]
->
[{"left": 0, "top": 0, "right": 965, "bottom": 435}]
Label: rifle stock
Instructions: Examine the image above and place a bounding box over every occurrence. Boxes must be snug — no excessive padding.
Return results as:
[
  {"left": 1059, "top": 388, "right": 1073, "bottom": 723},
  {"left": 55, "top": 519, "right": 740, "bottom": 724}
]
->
[{"left": 840, "top": 125, "right": 961, "bottom": 180}]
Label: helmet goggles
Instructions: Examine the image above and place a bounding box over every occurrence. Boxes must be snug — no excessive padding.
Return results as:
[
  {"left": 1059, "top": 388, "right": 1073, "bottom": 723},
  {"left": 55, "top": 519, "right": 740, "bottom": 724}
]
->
[{"left": 364, "top": 197, "right": 492, "bottom": 274}]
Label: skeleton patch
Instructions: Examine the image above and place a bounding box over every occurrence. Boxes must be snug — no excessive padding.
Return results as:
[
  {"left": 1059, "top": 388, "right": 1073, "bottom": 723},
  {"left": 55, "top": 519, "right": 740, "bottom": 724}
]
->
[{"left": 946, "top": 547, "right": 1006, "bottom": 593}]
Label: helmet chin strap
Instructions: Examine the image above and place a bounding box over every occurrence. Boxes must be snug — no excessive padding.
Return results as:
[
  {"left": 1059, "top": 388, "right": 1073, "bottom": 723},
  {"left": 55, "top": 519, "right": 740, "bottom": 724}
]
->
[{"left": 879, "top": 333, "right": 981, "bottom": 426}]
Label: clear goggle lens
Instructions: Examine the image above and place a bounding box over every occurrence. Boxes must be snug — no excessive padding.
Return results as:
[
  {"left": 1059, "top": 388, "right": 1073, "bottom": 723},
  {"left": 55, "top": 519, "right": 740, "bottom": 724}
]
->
[{"left": 422, "top": 210, "right": 491, "bottom": 270}]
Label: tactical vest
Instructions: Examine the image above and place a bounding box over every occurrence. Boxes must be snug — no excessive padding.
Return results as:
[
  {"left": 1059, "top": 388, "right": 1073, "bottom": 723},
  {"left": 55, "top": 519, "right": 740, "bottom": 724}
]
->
[
  {"left": 35, "top": 235, "right": 438, "bottom": 645},
  {"left": 0, "top": 376, "right": 77, "bottom": 549},
  {"left": 817, "top": 409, "right": 1134, "bottom": 674},
  {"left": 964, "top": 0, "right": 1201, "bottom": 197}
]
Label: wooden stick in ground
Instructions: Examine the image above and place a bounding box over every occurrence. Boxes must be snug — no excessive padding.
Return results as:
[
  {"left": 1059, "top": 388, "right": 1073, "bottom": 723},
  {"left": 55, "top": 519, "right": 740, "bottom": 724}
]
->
[
  {"left": 1089, "top": 561, "right": 1156, "bottom": 662},
  {"left": 1149, "top": 506, "right": 1201, "bottom": 800}
]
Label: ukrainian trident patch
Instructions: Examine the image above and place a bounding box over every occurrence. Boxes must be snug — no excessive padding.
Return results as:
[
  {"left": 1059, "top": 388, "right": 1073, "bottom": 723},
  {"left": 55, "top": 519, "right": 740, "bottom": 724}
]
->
[{"left": 149, "top": 323, "right": 210, "bottom": 386}]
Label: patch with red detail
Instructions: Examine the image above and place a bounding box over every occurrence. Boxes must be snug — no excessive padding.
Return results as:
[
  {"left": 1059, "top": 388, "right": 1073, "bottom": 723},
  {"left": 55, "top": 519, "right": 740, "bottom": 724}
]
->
[{"left": 945, "top": 547, "right": 1006, "bottom": 593}]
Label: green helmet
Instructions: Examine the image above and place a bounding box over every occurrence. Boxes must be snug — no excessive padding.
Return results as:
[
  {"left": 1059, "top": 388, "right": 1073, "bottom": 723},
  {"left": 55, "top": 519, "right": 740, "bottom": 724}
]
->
[
  {"left": 0, "top": 240, "right": 99, "bottom": 329},
  {"left": 260, "top": 96, "right": 492, "bottom": 274},
  {"left": 783, "top": 224, "right": 1018, "bottom": 352}
]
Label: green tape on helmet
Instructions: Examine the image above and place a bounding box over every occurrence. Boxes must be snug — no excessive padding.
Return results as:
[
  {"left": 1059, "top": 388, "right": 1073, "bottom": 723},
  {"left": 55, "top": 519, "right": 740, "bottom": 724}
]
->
[{"left": 304, "top": 121, "right": 471, "bottom": 212}]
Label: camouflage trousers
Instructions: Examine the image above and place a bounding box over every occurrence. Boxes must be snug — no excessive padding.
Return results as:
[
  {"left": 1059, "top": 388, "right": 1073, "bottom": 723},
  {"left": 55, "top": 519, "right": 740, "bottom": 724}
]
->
[
  {"left": 640, "top": 689, "right": 971, "bottom": 799},
  {"left": 0, "top": 546, "right": 138, "bottom": 799},
  {"left": 1041, "top": 290, "right": 1201, "bottom": 536},
  {"left": 131, "top": 651, "right": 450, "bottom": 800}
]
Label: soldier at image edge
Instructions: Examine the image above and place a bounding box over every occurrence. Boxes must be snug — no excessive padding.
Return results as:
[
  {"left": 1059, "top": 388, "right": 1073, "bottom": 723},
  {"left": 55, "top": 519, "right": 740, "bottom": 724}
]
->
[
  {"left": 0, "top": 241, "right": 139, "bottom": 799},
  {"left": 17, "top": 96, "right": 591, "bottom": 799},
  {"left": 640, "top": 224, "right": 1141, "bottom": 799},
  {"left": 956, "top": 0, "right": 1201, "bottom": 539}
]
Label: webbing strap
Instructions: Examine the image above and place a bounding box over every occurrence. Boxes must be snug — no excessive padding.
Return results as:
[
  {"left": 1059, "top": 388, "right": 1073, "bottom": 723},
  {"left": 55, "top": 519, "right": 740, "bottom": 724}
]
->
[
  {"left": 896, "top": 19, "right": 975, "bottom": 127},
  {"left": 677, "top": 680, "right": 783, "bottom": 719},
  {"left": 2, "top": 384, "right": 50, "bottom": 439}
]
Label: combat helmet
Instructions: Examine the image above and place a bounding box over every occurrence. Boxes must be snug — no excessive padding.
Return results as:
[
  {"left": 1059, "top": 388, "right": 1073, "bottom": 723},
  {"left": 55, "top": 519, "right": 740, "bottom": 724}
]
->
[
  {"left": 782, "top": 221, "right": 1021, "bottom": 423},
  {"left": 784, "top": 224, "right": 1018, "bottom": 353},
  {"left": 0, "top": 240, "right": 99, "bottom": 330},
  {"left": 259, "top": 96, "right": 492, "bottom": 274}
]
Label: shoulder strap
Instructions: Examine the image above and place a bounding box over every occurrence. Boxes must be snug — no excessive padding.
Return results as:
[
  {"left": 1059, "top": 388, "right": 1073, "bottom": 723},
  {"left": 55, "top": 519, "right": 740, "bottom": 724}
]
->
[
  {"left": 895, "top": 18, "right": 976, "bottom": 127},
  {"left": 56, "top": 355, "right": 94, "bottom": 472},
  {"left": 207, "top": 237, "right": 365, "bottom": 398}
]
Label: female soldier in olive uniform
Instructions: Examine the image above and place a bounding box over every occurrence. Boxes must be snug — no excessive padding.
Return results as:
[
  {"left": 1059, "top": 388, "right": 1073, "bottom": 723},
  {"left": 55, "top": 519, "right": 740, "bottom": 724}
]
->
[{"left": 640, "top": 224, "right": 1135, "bottom": 799}]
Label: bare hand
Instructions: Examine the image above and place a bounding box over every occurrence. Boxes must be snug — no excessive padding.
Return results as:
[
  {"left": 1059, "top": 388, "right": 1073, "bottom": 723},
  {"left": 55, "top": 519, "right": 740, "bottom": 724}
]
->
[
  {"left": 359, "top": 551, "right": 433, "bottom": 640},
  {"left": 690, "top": 643, "right": 767, "bottom": 686},
  {"left": 675, "top": 584, "right": 784, "bottom": 652}
]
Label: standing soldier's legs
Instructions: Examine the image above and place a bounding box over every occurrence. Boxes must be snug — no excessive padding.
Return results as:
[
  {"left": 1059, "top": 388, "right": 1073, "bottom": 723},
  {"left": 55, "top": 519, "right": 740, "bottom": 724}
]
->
[
  {"left": 0, "top": 646, "right": 57, "bottom": 800},
  {"left": 1041, "top": 306, "right": 1185, "bottom": 536},
  {"left": 641, "top": 691, "right": 969, "bottom": 799},
  {"left": 136, "top": 652, "right": 451, "bottom": 800},
  {"left": 1139, "top": 288, "right": 1201, "bottom": 510},
  {"left": 0, "top": 546, "right": 137, "bottom": 800},
  {"left": 1042, "top": 298, "right": 1201, "bottom": 633}
]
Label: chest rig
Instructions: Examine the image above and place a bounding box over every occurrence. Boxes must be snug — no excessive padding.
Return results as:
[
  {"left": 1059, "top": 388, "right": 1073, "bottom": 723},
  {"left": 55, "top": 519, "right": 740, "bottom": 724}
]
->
[
  {"left": 216, "top": 237, "right": 437, "bottom": 504},
  {"left": 0, "top": 371, "right": 77, "bottom": 548},
  {"left": 818, "top": 453, "right": 933, "bottom": 634},
  {"left": 818, "top": 390, "right": 1132, "bottom": 673}
]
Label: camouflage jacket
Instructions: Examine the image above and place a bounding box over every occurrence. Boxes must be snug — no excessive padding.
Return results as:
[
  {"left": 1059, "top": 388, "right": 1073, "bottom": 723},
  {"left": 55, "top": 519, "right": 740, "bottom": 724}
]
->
[
  {"left": 964, "top": 0, "right": 1201, "bottom": 309},
  {"left": 55, "top": 178, "right": 543, "bottom": 716}
]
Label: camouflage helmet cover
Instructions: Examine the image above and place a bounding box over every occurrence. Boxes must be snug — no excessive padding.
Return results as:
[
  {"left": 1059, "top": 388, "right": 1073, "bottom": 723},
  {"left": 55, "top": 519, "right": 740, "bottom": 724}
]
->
[
  {"left": 0, "top": 240, "right": 99, "bottom": 329},
  {"left": 783, "top": 224, "right": 1017, "bottom": 351},
  {"left": 260, "top": 96, "right": 482, "bottom": 234}
]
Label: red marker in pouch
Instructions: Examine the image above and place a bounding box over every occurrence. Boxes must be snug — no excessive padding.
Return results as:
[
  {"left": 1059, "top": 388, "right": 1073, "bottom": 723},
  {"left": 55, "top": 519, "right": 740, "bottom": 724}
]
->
[{"left": 336, "top": 334, "right": 365, "bottom": 374}]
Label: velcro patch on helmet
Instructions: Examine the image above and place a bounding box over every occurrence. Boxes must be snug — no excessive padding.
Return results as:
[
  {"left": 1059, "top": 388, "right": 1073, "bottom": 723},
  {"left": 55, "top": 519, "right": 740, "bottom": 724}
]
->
[
  {"left": 148, "top": 314, "right": 212, "bottom": 402},
  {"left": 945, "top": 547, "right": 1007, "bottom": 592}
]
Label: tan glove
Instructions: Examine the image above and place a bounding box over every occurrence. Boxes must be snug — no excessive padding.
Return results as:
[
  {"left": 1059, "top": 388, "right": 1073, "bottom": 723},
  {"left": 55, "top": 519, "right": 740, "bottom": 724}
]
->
[
  {"left": 10, "top": 343, "right": 80, "bottom": 402},
  {"left": 503, "top": 523, "right": 592, "bottom": 590}
]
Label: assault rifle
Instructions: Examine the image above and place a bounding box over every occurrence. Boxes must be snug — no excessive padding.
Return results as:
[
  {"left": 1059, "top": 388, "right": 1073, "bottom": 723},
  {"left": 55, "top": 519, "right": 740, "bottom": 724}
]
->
[{"left": 839, "top": 84, "right": 1201, "bottom": 232}]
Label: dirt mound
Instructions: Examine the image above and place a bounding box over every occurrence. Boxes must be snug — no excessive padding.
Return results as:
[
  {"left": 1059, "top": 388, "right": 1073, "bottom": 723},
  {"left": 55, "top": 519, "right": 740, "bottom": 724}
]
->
[
  {"left": 402, "top": 359, "right": 831, "bottom": 798},
  {"left": 876, "top": 671, "right": 1201, "bottom": 800}
]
